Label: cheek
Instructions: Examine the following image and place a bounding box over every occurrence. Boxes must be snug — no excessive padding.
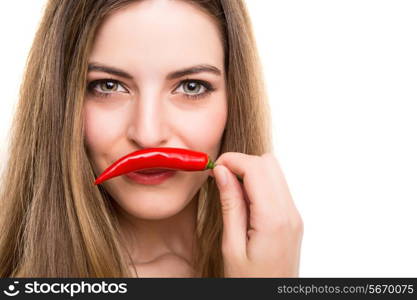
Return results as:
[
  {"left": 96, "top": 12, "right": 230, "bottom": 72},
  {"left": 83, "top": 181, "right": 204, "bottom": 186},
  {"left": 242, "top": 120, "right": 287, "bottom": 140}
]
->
[
  {"left": 178, "top": 97, "right": 227, "bottom": 153},
  {"left": 83, "top": 101, "right": 126, "bottom": 160}
]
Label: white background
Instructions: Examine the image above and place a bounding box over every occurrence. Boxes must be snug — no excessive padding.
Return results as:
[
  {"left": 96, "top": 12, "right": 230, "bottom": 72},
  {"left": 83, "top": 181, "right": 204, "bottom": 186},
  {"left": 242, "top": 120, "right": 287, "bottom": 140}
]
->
[{"left": 1, "top": 1, "right": 416, "bottom": 277}]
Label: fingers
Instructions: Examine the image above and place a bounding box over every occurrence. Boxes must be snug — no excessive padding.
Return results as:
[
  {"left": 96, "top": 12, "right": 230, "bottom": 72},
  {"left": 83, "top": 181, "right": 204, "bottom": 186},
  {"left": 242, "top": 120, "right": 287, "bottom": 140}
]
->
[
  {"left": 215, "top": 152, "right": 300, "bottom": 232},
  {"left": 213, "top": 165, "right": 247, "bottom": 260},
  {"left": 212, "top": 151, "right": 304, "bottom": 277},
  {"left": 215, "top": 153, "right": 275, "bottom": 219}
]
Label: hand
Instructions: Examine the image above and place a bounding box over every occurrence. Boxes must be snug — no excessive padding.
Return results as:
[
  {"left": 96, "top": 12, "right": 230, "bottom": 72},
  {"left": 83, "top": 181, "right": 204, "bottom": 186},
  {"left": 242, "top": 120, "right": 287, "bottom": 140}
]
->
[{"left": 211, "top": 152, "right": 303, "bottom": 277}]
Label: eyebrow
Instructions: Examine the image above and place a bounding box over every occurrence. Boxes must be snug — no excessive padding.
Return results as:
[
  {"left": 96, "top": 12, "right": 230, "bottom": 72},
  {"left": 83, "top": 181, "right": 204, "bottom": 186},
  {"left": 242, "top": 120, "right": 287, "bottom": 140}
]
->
[
  {"left": 88, "top": 63, "right": 133, "bottom": 79},
  {"left": 87, "top": 63, "right": 222, "bottom": 80},
  {"left": 166, "top": 64, "right": 222, "bottom": 80}
]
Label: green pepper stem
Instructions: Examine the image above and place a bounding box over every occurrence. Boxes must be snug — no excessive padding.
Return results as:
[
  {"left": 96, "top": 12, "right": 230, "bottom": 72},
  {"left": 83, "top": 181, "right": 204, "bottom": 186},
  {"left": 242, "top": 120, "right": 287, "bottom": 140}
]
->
[
  {"left": 206, "top": 159, "right": 243, "bottom": 183},
  {"left": 206, "top": 159, "right": 215, "bottom": 169}
]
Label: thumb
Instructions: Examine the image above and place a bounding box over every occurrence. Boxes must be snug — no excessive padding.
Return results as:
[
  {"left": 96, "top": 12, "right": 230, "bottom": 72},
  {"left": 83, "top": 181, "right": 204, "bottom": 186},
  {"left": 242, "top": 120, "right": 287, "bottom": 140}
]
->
[{"left": 213, "top": 165, "right": 247, "bottom": 259}]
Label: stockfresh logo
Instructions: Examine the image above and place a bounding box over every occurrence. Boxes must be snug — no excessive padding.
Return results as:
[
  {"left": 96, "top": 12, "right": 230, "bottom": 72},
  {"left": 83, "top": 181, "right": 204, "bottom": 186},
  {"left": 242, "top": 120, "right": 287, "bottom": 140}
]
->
[{"left": 3, "top": 281, "right": 20, "bottom": 297}]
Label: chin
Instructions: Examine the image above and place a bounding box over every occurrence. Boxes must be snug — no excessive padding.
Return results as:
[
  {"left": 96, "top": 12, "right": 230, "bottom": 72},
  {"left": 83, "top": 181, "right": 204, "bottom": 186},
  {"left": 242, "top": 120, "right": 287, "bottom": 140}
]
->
[
  {"left": 112, "top": 192, "right": 192, "bottom": 220},
  {"left": 103, "top": 173, "right": 204, "bottom": 220},
  {"left": 129, "top": 202, "right": 185, "bottom": 220}
]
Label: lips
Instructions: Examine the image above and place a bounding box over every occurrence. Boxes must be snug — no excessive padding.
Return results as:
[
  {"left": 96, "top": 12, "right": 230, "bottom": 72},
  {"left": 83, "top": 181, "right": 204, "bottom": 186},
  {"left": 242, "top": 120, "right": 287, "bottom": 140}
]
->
[
  {"left": 126, "top": 169, "right": 177, "bottom": 185},
  {"left": 135, "top": 168, "right": 173, "bottom": 174}
]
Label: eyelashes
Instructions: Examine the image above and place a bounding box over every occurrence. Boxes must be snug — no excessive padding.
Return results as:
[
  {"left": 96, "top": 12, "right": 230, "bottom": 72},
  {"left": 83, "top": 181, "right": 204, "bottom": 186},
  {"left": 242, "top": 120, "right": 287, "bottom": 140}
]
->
[
  {"left": 86, "top": 79, "right": 128, "bottom": 98},
  {"left": 175, "top": 79, "right": 215, "bottom": 100},
  {"left": 86, "top": 78, "right": 215, "bottom": 100}
]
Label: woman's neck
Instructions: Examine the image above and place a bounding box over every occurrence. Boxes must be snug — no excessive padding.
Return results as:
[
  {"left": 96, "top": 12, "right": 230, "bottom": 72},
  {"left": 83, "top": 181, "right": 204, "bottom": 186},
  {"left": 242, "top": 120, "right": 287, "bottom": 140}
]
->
[{"left": 116, "top": 194, "right": 199, "bottom": 267}]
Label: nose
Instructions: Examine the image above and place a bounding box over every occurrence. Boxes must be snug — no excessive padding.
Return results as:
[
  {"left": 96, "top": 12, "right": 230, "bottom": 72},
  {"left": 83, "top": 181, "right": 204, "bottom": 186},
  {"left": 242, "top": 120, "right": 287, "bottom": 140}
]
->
[{"left": 126, "top": 90, "right": 169, "bottom": 149}]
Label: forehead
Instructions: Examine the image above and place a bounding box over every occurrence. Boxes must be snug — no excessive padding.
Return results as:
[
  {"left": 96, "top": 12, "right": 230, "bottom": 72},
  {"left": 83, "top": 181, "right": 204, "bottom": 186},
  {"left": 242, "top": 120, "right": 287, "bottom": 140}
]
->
[{"left": 89, "top": 0, "right": 224, "bottom": 76}]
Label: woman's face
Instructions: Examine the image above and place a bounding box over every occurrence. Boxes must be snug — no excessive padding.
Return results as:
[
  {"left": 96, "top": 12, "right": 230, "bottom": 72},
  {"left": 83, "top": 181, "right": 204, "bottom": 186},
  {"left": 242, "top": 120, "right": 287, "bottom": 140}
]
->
[{"left": 84, "top": 0, "right": 227, "bottom": 220}]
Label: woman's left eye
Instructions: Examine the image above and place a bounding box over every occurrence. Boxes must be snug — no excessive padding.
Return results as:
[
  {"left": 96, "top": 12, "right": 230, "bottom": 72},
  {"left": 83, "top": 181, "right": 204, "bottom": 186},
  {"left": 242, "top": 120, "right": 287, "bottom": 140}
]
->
[{"left": 174, "top": 80, "right": 214, "bottom": 100}]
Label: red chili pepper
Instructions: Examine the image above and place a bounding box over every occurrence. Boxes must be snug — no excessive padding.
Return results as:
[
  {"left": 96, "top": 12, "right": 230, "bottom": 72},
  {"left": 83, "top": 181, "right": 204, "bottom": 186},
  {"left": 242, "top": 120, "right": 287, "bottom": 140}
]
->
[{"left": 94, "top": 147, "right": 215, "bottom": 185}]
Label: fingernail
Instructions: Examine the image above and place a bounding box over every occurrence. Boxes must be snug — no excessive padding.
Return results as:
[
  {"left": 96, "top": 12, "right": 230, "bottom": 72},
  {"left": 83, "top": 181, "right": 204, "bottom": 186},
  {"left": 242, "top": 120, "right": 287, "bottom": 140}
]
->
[{"left": 215, "top": 166, "right": 228, "bottom": 187}]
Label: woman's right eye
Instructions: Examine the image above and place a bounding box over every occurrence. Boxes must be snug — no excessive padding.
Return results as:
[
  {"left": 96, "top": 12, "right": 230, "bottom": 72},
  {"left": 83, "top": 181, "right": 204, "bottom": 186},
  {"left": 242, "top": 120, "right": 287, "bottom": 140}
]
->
[{"left": 87, "top": 79, "right": 128, "bottom": 98}]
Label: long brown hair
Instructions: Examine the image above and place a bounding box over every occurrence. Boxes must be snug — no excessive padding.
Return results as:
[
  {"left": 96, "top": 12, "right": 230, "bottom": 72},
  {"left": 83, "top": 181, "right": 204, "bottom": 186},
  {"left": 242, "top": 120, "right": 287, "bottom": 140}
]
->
[{"left": 0, "top": 0, "right": 271, "bottom": 277}]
